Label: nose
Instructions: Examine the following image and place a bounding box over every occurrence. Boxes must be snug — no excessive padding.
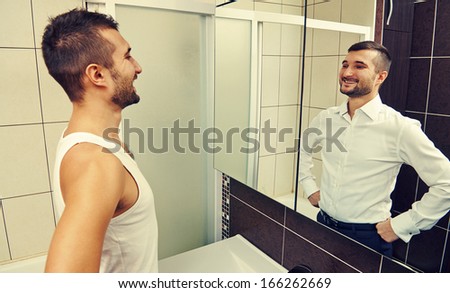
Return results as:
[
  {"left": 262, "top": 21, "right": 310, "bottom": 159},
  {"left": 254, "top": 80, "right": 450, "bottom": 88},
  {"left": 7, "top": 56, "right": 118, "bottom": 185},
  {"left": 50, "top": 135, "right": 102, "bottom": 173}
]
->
[
  {"left": 341, "top": 67, "right": 353, "bottom": 77},
  {"left": 133, "top": 59, "right": 142, "bottom": 74}
]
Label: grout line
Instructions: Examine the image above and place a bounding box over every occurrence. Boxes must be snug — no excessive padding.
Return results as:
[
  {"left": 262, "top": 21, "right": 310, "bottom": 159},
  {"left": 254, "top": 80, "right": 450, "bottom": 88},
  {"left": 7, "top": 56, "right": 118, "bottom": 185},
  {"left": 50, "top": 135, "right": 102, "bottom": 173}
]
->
[
  {"left": 284, "top": 225, "right": 363, "bottom": 272},
  {"left": 29, "top": 0, "right": 57, "bottom": 227},
  {"left": 422, "top": 0, "right": 439, "bottom": 131},
  {"left": 229, "top": 194, "right": 286, "bottom": 228},
  {"left": 0, "top": 200, "right": 13, "bottom": 261}
]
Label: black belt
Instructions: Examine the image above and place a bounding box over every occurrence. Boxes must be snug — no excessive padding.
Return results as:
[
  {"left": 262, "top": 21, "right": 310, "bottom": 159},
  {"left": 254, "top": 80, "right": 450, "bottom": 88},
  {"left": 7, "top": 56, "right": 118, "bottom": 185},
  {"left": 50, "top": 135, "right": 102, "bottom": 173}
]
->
[{"left": 320, "top": 210, "right": 377, "bottom": 231}]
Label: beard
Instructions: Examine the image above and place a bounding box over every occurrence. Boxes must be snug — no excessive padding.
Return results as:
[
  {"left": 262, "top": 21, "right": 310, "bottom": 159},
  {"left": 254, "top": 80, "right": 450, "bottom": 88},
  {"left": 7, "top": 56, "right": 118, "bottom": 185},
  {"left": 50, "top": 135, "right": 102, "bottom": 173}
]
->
[
  {"left": 339, "top": 77, "right": 374, "bottom": 98},
  {"left": 111, "top": 69, "right": 140, "bottom": 109}
]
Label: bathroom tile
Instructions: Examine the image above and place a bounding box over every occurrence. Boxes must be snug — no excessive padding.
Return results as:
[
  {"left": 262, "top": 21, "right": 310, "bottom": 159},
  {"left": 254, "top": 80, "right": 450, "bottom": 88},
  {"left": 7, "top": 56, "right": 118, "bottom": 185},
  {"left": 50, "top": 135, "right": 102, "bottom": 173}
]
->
[
  {"left": 282, "top": 4, "right": 303, "bottom": 16},
  {"left": 43, "top": 122, "right": 68, "bottom": 191},
  {"left": 341, "top": 0, "right": 376, "bottom": 27},
  {"left": 229, "top": 195, "right": 284, "bottom": 264},
  {"left": 424, "top": 114, "right": 450, "bottom": 159},
  {"left": 0, "top": 0, "right": 34, "bottom": 47},
  {"left": 227, "top": 0, "right": 253, "bottom": 10},
  {"left": 281, "top": 24, "right": 302, "bottom": 56},
  {"left": 36, "top": 50, "right": 72, "bottom": 123},
  {"left": 230, "top": 177, "right": 285, "bottom": 224},
  {"left": 0, "top": 203, "right": 11, "bottom": 263},
  {"left": 255, "top": 2, "right": 283, "bottom": 14},
  {"left": 262, "top": 22, "right": 281, "bottom": 55},
  {"left": 428, "top": 58, "right": 450, "bottom": 115},
  {"left": 2, "top": 193, "right": 55, "bottom": 259},
  {"left": 257, "top": 155, "right": 276, "bottom": 197},
  {"left": 380, "top": 257, "right": 416, "bottom": 273},
  {"left": 299, "top": 106, "right": 310, "bottom": 135},
  {"left": 300, "top": 57, "right": 312, "bottom": 107},
  {"left": 283, "top": 229, "right": 359, "bottom": 273},
  {"left": 277, "top": 105, "right": 299, "bottom": 153},
  {"left": 309, "top": 56, "right": 339, "bottom": 109},
  {"left": 403, "top": 110, "right": 426, "bottom": 129},
  {"left": 274, "top": 153, "right": 296, "bottom": 196},
  {"left": 279, "top": 56, "right": 301, "bottom": 105},
  {"left": 31, "top": 0, "right": 84, "bottom": 48},
  {"left": 390, "top": 165, "right": 418, "bottom": 214},
  {"left": 405, "top": 58, "right": 430, "bottom": 113},
  {"left": 259, "top": 107, "right": 278, "bottom": 156},
  {"left": 411, "top": 0, "right": 435, "bottom": 57},
  {"left": 406, "top": 226, "right": 446, "bottom": 273},
  {"left": 285, "top": 208, "right": 383, "bottom": 272},
  {"left": 392, "top": 230, "right": 408, "bottom": 264},
  {"left": 261, "top": 56, "right": 280, "bottom": 107},
  {"left": 311, "top": 29, "right": 339, "bottom": 56},
  {"left": 442, "top": 233, "right": 450, "bottom": 273},
  {"left": 433, "top": 0, "right": 450, "bottom": 56},
  {"left": 339, "top": 32, "right": 363, "bottom": 55},
  {"left": 0, "top": 124, "right": 50, "bottom": 198},
  {"left": 312, "top": 0, "right": 341, "bottom": 22},
  {"left": 282, "top": 0, "right": 304, "bottom": 6},
  {"left": 0, "top": 49, "right": 42, "bottom": 126}
]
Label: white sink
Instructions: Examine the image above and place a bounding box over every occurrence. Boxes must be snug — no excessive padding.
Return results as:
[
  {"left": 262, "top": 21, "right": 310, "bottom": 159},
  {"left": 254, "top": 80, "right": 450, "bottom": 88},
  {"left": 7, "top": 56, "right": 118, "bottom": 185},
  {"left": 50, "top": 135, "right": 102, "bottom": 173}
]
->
[{"left": 158, "top": 234, "right": 288, "bottom": 273}]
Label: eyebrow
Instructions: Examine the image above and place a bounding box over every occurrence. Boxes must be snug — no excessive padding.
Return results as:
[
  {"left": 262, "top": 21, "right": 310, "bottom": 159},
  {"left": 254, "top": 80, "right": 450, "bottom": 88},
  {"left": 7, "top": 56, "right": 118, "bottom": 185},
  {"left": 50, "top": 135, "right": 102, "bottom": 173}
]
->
[{"left": 342, "top": 60, "right": 368, "bottom": 66}]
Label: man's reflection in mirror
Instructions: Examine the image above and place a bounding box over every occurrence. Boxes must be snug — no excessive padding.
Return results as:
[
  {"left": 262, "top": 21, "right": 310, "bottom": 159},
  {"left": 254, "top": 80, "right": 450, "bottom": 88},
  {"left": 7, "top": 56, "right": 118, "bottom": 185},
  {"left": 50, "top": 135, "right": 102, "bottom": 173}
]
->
[{"left": 299, "top": 41, "right": 450, "bottom": 257}]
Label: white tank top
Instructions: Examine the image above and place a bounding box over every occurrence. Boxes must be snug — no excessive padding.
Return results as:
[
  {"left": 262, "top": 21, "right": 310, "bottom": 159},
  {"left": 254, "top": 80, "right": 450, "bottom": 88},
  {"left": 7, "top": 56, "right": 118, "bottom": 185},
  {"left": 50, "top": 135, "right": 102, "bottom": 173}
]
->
[{"left": 53, "top": 131, "right": 158, "bottom": 272}]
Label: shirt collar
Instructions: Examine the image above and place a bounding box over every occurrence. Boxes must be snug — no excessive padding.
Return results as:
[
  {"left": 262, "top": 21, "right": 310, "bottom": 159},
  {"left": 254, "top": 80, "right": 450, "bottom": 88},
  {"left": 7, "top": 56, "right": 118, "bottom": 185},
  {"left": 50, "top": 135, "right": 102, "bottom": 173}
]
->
[{"left": 336, "top": 95, "right": 382, "bottom": 121}]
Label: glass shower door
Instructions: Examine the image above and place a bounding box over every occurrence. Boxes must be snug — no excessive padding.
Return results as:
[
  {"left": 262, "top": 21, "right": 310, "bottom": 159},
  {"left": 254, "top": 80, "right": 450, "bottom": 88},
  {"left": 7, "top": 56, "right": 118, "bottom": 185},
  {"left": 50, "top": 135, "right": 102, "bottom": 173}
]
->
[{"left": 115, "top": 4, "right": 211, "bottom": 259}]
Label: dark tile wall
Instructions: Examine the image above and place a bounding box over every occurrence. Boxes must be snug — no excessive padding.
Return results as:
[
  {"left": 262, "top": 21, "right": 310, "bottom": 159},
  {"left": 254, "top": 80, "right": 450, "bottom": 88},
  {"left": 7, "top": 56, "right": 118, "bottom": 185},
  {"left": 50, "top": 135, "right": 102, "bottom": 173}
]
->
[
  {"left": 225, "top": 176, "right": 416, "bottom": 273},
  {"left": 391, "top": 0, "right": 450, "bottom": 272}
]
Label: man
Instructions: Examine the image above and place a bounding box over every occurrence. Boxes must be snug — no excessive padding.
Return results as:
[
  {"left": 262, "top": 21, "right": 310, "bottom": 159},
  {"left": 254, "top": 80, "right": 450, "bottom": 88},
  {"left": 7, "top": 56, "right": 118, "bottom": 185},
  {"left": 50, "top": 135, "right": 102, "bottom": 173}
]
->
[
  {"left": 41, "top": 9, "right": 158, "bottom": 272},
  {"left": 299, "top": 41, "right": 450, "bottom": 257}
]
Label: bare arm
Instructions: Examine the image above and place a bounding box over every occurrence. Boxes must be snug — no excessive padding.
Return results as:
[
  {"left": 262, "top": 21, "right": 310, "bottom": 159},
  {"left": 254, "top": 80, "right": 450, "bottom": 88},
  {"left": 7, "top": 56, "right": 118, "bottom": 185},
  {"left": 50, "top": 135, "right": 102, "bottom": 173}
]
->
[{"left": 45, "top": 144, "right": 125, "bottom": 272}]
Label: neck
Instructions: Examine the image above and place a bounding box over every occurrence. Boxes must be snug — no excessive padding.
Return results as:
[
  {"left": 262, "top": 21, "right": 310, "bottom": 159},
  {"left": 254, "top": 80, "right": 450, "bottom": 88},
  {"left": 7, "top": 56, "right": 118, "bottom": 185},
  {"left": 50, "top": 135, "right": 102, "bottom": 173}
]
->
[
  {"left": 347, "top": 92, "right": 378, "bottom": 119},
  {"left": 65, "top": 95, "right": 123, "bottom": 139}
]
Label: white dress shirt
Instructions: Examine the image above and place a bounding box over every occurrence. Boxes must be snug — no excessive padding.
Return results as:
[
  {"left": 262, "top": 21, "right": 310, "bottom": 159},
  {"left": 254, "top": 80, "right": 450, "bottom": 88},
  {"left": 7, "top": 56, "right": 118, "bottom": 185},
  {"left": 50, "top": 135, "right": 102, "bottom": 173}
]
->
[{"left": 299, "top": 95, "right": 450, "bottom": 242}]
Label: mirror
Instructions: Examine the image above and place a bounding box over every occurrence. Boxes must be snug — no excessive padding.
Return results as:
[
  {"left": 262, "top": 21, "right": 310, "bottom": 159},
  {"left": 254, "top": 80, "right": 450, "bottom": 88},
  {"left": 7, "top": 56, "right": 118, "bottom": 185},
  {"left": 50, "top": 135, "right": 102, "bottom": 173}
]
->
[{"left": 214, "top": 0, "right": 372, "bottom": 214}]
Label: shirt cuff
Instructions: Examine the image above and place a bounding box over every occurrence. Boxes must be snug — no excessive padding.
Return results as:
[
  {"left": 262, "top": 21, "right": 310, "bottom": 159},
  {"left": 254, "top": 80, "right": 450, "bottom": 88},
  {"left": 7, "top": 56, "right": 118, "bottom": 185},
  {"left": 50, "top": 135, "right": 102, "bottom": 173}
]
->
[
  {"left": 301, "top": 178, "right": 320, "bottom": 198},
  {"left": 391, "top": 212, "right": 421, "bottom": 243}
]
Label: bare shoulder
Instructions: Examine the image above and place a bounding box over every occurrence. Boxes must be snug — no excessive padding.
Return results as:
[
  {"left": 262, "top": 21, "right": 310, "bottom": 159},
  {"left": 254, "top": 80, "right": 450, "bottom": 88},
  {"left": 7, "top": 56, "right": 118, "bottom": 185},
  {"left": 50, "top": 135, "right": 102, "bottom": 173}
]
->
[{"left": 60, "top": 142, "right": 125, "bottom": 205}]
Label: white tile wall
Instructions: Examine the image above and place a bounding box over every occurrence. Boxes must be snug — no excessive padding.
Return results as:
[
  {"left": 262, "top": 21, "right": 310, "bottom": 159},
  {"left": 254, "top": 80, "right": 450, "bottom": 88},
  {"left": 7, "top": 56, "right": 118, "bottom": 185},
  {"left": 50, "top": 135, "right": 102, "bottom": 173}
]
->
[
  {"left": 261, "top": 56, "right": 280, "bottom": 107},
  {"left": 263, "top": 23, "right": 281, "bottom": 55},
  {"left": 2, "top": 193, "right": 54, "bottom": 259},
  {"left": 257, "top": 155, "right": 276, "bottom": 197},
  {"left": 309, "top": 56, "right": 339, "bottom": 108},
  {"left": 277, "top": 105, "right": 299, "bottom": 153},
  {"left": 0, "top": 205, "right": 10, "bottom": 262},
  {"left": 260, "top": 107, "right": 278, "bottom": 156},
  {"left": 0, "top": 0, "right": 82, "bottom": 263},
  {"left": 43, "top": 122, "right": 68, "bottom": 191},
  {"left": 31, "top": 0, "right": 84, "bottom": 48},
  {"left": 36, "top": 50, "right": 72, "bottom": 122},
  {"left": 0, "top": 0, "right": 34, "bottom": 48},
  {"left": 0, "top": 125, "right": 50, "bottom": 198},
  {"left": 281, "top": 24, "right": 302, "bottom": 55},
  {"left": 274, "top": 152, "right": 296, "bottom": 196},
  {"left": 279, "top": 56, "right": 301, "bottom": 105},
  {"left": 0, "top": 49, "right": 42, "bottom": 126}
]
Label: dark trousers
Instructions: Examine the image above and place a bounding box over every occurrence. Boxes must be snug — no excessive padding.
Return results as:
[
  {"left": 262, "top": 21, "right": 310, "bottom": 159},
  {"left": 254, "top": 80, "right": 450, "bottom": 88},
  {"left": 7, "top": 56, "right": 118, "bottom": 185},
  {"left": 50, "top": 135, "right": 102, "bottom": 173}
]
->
[{"left": 317, "top": 210, "right": 393, "bottom": 257}]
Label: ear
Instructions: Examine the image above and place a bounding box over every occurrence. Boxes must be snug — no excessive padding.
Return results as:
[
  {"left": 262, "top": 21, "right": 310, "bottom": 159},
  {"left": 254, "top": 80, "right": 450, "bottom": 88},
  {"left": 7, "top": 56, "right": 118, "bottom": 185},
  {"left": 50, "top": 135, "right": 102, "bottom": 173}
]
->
[
  {"left": 376, "top": 70, "right": 388, "bottom": 86},
  {"left": 85, "top": 64, "right": 108, "bottom": 87}
]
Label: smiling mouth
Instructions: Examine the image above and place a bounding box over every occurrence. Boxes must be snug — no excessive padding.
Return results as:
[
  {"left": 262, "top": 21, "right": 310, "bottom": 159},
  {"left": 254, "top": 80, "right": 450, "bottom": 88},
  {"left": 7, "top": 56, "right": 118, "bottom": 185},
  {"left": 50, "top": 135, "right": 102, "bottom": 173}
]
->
[{"left": 342, "top": 77, "right": 357, "bottom": 85}]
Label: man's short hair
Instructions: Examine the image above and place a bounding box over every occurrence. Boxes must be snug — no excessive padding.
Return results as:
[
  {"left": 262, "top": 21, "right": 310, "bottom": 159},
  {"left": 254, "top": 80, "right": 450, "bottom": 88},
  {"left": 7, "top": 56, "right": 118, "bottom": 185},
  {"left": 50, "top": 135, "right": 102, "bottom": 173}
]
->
[
  {"left": 42, "top": 8, "right": 119, "bottom": 102},
  {"left": 348, "top": 41, "right": 392, "bottom": 73}
]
